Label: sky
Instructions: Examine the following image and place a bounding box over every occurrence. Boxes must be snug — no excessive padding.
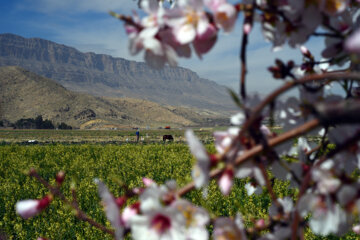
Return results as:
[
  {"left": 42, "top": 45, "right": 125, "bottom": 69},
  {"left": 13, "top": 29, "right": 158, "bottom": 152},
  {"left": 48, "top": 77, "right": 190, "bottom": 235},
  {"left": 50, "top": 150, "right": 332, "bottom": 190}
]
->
[{"left": 0, "top": 0, "right": 326, "bottom": 96}]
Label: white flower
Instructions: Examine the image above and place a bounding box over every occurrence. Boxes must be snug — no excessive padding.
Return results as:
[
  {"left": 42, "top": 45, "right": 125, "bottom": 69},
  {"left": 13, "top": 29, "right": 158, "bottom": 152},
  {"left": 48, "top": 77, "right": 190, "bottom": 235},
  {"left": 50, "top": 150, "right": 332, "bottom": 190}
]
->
[
  {"left": 298, "top": 193, "right": 350, "bottom": 236},
  {"left": 130, "top": 208, "right": 185, "bottom": 240},
  {"left": 213, "top": 214, "right": 247, "bottom": 240},
  {"left": 140, "top": 183, "right": 170, "bottom": 213},
  {"left": 230, "top": 112, "right": 245, "bottom": 126},
  {"left": 213, "top": 127, "right": 241, "bottom": 158},
  {"left": 16, "top": 200, "right": 41, "bottom": 219},
  {"left": 95, "top": 179, "right": 124, "bottom": 239},
  {"left": 186, "top": 129, "right": 210, "bottom": 189},
  {"left": 15, "top": 195, "right": 52, "bottom": 219},
  {"left": 167, "top": 0, "right": 211, "bottom": 45},
  {"left": 312, "top": 160, "right": 341, "bottom": 194},
  {"left": 345, "top": 28, "right": 360, "bottom": 53},
  {"left": 268, "top": 197, "right": 293, "bottom": 218},
  {"left": 205, "top": 0, "right": 238, "bottom": 32},
  {"left": 309, "top": 203, "right": 349, "bottom": 236},
  {"left": 244, "top": 182, "right": 262, "bottom": 196},
  {"left": 172, "top": 199, "right": 209, "bottom": 240},
  {"left": 218, "top": 168, "right": 234, "bottom": 195},
  {"left": 236, "top": 161, "right": 265, "bottom": 186}
]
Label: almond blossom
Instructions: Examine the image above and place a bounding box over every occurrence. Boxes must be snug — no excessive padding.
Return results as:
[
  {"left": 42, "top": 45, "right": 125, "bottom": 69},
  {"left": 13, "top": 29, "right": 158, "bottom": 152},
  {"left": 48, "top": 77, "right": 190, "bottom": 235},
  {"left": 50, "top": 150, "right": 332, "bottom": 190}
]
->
[
  {"left": 345, "top": 28, "right": 360, "bottom": 54},
  {"left": 16, "top": 195, "right": 52, "bottom": 219},
  {"left": 205, "top": 0, "right": 238, "bottom": 32},
  {"left": 172, "top": 199, "right": 209, "bottom": 240},
  {"left": 213, "top": 214, "right": 247, "bottom": 240},
  {"left": 95, "top": 179, "right": 124, "bottom": 240},
  {"left": 298, "top": 193, "right": 350, "bottom": 236},
  {"left": 130, "top": 207, "right": 185, "bottom": 240},
  {"left": 186, "top": 129, "right": 210, "bottom": 189}
]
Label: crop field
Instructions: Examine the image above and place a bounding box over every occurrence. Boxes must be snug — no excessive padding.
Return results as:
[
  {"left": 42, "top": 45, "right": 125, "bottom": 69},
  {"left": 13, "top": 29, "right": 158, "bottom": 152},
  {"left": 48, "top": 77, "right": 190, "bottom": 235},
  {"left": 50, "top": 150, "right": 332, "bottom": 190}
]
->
[
  {"left": 0, "top": 129, "right": 217, "bottom": 144},
  {"left": 0, "top": 129, "right": 354, "bottom": 239}
]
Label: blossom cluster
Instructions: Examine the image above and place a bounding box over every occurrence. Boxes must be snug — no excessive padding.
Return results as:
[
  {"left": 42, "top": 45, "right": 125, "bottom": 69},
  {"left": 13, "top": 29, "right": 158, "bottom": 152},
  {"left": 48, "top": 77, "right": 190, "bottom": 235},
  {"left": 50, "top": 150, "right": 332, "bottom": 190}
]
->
[
  {"left": 117, "top": 0, "right": 360, "bottom": 68},
  {"left": 118, "top": 0, "right": 238, "bottom": 68}
]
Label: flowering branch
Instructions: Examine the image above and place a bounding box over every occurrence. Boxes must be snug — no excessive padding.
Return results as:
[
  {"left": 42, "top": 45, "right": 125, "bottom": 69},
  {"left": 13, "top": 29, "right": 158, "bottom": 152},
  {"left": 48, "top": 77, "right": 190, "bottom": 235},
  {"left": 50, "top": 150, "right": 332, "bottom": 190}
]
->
[
  {"left": 177, "top": 118, "right": 320, "bottom": 197},
  {"left": 29, "top": 169, "right": 115, "bottom": 237}
]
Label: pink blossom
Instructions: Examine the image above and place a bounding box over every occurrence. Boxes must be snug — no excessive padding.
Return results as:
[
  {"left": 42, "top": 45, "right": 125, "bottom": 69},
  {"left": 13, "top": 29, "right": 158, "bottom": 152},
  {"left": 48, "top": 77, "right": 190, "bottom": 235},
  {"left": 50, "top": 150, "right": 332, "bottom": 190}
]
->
[
  {"left": 172, "top": 199, "right": 209, "bottom": 240},
  {"left": 130, "top": 207, "right": 184, "bottom": 240},
  {"left": 213, "top": 214, "right": 247, "bottom": 240},
  {"left": 218, "top": 168, "right": 234, "bottom": 195},
  {"left": 345, "top": 28, "right": 360, "bottom": 54},
  {"left": 121, "top": 203, "right": 140, "bottom": 228},
  {"left": 95, "top": 179, "right": 124, "bottom": 239},
  {"left": 205, "top": 0, "right": 238, "bottom": 32},
  {"left": 16, "top": 195, "right": 52, "bottom": 219},
  {"left": 186, "top": 129, "right": 210, "bottom": 188},
  {"left": 353, "top": 225, "right": 360, "bottom": 234},
  {"left": 143, "top": 177, "right": 155, "bottom": 187},
  {"left": 318, "top": 0, "right": 350, "bottom": 16}
]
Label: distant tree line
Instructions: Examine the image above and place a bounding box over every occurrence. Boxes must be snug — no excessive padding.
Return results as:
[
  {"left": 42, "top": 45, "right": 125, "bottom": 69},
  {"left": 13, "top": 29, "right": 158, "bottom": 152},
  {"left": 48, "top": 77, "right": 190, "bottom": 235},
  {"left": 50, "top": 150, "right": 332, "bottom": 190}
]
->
[{"left": 0, "top": 116, "right": 72, "bottom": 129}]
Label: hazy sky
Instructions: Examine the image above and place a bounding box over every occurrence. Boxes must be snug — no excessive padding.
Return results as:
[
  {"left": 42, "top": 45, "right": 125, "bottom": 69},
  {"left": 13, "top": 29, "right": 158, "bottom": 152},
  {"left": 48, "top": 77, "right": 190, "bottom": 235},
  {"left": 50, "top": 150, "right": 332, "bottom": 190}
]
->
[{"left": 0, "top": 0, "right": 326, "bottom": 95}]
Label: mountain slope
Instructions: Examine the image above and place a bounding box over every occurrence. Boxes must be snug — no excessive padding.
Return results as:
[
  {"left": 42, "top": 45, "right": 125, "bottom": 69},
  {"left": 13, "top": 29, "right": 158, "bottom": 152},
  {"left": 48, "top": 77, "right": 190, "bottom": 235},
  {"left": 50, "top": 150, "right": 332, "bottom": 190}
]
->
[
  {"left": 0, "top": 66, "right": 227, "bottom": 128},
  {"left": 0, "top": 33, "right": 236, "bottom": 112}
]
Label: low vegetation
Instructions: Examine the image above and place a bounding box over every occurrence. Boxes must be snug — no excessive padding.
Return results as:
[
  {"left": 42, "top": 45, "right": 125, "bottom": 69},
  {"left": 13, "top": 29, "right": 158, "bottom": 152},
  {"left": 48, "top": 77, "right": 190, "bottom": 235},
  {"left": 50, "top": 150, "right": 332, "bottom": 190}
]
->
[{"left": 0, "top": 130, "right": 356, "bottom": 239}]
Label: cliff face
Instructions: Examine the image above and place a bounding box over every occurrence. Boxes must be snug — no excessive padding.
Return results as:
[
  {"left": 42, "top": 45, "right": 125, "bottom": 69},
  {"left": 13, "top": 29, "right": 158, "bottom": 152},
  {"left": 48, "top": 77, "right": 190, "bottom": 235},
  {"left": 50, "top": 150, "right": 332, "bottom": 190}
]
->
[{"left": 0, "top": 33, "right": 235, "bottom": 112}]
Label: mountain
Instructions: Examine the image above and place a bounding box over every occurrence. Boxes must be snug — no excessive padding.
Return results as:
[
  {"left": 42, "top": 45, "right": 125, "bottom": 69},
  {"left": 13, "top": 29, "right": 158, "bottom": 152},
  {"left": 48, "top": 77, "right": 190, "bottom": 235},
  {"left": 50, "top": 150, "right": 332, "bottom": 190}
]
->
[
  {"left": 0, "top": 66, "right": 228, "bottom": 129},
  {"left": 0, "top": 33, "right": 236, "bottom": 112}
]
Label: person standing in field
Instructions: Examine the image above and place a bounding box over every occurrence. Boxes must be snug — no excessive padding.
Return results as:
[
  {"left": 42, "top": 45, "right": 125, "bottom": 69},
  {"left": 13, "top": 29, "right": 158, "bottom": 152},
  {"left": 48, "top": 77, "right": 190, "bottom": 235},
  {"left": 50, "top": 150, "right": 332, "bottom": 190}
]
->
[{"left": 136, "top": 128, "right": 140, "bottom": 142}]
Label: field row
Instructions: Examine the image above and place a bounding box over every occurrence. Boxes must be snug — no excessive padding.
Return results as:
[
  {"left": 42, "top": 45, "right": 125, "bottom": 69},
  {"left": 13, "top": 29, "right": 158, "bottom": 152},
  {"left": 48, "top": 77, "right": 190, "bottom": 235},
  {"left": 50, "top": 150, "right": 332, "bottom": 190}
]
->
[{"left": 0, "top": 129, "right": 216, "bottom": 144}]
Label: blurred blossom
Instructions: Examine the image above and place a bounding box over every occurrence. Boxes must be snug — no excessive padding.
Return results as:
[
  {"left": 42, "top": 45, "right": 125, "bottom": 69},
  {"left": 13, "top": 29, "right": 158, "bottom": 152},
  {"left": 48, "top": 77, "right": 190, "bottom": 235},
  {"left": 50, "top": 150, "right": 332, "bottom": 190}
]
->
[
  {"left": 244, "top": 182, "right": 262, "bottom": 196},
  {"left": 345, "top": 28, "right": 360, "bottom": 53},
  {"left": 16, "top": 195, "right": 52, "bottom": 219},
  {"left": 213, "top": 214, "right": 247, "bottom": 240},
  {"left": 205, "top": 0, "right": 238, "bottom": 32},
  {"left": 186, "top": 129, "right": 210, "bottom": 188},
  {"left": 298, "top": 193, "right": 350, "bottom": 236},
  {"left": 95, "top": 179, "right": 124, "bottom": 239},
  {"left": 172, "top": 199, "right": 209, "bottom": 240},
  {"left": 236, "top": 161, "right": 265, "bottom": 186},
  {"left": 268, "top": 197, "right": 294, "bottom": 218},
  {"left": 218, "top": 168, "right": 234, "bottom": 195}
]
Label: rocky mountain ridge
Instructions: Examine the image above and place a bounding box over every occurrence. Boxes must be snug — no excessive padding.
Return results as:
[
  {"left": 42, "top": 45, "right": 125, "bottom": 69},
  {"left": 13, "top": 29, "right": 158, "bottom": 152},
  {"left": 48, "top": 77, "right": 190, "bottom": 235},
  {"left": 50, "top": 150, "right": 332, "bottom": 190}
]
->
[{"left": 0, "top": 33, "right": 236, "bottom": 112}]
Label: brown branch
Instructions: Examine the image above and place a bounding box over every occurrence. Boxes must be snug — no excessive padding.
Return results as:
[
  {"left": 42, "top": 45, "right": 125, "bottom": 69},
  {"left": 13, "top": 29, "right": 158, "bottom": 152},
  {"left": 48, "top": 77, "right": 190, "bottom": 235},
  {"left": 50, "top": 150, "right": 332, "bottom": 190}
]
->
[
  {"left": 219, "top": 72, "right": 360, "bottom": 161},
  {"left": 240, "top": 31, "right": 248, "bottom": 99},
  {"left": 109, "top": 11, "right": 142, "bottom": 30},
  {"left": 177, "top": 119, "right": 320, "bottom": 196}
]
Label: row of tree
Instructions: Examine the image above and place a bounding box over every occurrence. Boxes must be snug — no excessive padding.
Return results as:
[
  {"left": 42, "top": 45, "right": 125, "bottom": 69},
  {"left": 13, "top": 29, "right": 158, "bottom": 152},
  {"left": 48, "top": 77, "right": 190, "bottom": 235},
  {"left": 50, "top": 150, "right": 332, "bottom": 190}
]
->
[{"left": 0, "top": 116, "right": 72, "bottom": 129}]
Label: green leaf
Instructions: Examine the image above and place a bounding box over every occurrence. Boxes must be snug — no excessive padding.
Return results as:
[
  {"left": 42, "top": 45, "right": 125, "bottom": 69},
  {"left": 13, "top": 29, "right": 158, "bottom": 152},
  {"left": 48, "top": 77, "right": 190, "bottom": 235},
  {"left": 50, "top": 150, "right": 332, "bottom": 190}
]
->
[{"left": 227, "top": 88, "right": 244, "bottom": 109}]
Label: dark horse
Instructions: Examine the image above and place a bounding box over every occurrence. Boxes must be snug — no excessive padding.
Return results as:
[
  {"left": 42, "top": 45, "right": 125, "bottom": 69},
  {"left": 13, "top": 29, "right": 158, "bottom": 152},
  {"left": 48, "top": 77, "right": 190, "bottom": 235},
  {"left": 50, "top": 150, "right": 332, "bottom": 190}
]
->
[{"left": 163, "top": 135, "right": 174, "bottom": 142}]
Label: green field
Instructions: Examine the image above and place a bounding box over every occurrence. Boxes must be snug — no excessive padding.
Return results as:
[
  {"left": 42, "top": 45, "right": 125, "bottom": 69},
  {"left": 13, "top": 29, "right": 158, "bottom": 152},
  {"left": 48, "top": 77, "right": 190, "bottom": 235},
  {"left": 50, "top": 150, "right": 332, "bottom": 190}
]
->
[{"left": 0, "top": 130, "right": 355, "bottom": 239}]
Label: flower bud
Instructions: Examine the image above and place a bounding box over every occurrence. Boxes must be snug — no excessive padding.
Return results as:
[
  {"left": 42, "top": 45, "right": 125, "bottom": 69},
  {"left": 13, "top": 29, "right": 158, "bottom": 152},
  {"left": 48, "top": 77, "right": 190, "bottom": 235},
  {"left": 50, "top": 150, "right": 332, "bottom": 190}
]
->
[
  {"left": 255, "top": 219, "right": 266, "bottom": 229},
  {"left": 353, "top": 225, "right": 360, "bottom": 234},
  {"left": 115, "top": 196, "right": 127, "bottom": 208},
  {"left": 56, "top": 171, "right": 65, "bottom": 185},
  {"left": 218, "top": 167, "right": 234, "bottom": 195},
  {"left": 142, "top": 177, "right": 155, "bottom": 187},
  {"left": 16, "top": 195, "right": 53, "bottom": 219}
]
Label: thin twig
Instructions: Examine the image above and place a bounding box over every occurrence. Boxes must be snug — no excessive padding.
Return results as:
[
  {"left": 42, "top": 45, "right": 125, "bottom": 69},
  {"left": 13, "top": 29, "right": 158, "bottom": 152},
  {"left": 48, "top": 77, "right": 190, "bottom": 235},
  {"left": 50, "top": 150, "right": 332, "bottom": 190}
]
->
[
  {"left": 240, "top": 31, "right": 248, "bottom": 100},
  {"left": 312, "top": 32, "right": 343, "bottom": 38},
  {"left": 29, "top": 171, "right": 115, "bottom": 237}
]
